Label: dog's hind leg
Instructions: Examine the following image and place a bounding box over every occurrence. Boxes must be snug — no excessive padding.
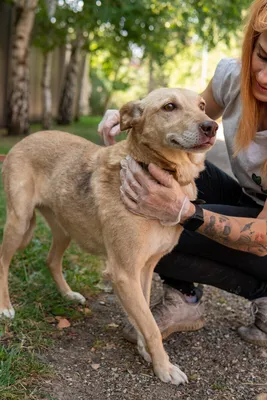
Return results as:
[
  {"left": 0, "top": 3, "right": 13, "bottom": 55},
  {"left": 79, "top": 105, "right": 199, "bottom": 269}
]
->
[
  {"left": 18, "top": 213, "right": 36, "bottom": 251},
  {"left": 39, "top": 207, "right": 86, "bottom": 304},
  {"left": 0, "top": 203, "right": 35, "bottom": 319},
  {"left": 109, "top": 259, "right": 187, "bottom": 385}
]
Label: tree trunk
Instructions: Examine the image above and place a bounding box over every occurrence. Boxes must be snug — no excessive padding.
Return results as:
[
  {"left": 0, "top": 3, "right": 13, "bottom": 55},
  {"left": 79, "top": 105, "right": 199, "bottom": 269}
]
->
[
  {"left": 74, "top": 52, "right": 91, "bottom": 121},
  {"left": 103, "top": 66, "right": 120, "bottom": 112},
  {"left": 42, "top": 51, "right": 53, "bottom": 130},
  {"left": 7, "top": 0, "right": 37, "bottom": 136},
  {"left": 103, "top": 92, "right": 113, "bottom": 112},
  {"left": 57, "top": 36, "right": 84, "bottom": 125}
]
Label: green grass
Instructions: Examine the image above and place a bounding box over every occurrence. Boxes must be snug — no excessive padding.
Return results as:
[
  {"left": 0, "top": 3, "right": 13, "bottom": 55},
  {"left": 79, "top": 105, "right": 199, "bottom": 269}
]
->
[{"left": 0, "top": 116, "right": 107, "bottom": 399}]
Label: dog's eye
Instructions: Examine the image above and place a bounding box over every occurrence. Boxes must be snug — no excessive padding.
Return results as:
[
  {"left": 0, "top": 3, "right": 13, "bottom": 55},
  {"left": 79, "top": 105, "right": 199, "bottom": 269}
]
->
[
  {"left": 199, "top": 102, "right": 205, "bottom": 111},
  {"left": 163, "top": 103, "right": 176, "bottom": 112}
]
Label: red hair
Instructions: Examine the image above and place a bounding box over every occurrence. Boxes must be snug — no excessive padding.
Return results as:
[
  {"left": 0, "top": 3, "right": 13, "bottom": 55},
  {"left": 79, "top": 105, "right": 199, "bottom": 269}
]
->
[{"left": 235, "top": 0, "right": 267, "bottom": 154}]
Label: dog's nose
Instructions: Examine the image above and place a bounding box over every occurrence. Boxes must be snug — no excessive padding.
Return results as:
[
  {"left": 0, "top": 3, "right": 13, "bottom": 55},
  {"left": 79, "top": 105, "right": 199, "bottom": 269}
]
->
[{"left": 198, "top": 121, "right": 218, "bottom": 137}]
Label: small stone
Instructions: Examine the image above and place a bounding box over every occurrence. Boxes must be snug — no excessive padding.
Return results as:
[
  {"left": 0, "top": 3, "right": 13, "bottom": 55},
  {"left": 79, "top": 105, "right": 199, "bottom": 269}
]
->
[
  {"left": 107, "top": 323, "right": 119, "bottom": 329},
  {"left": 91, "top": 363, "right": 100, "bottom": 370}
]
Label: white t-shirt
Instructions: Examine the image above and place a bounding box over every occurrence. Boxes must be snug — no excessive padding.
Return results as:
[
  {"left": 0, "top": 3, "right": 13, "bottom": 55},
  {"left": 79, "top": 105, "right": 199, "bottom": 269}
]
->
[{"left": 212, "top": 58, "right": 267, "bottom": 206}]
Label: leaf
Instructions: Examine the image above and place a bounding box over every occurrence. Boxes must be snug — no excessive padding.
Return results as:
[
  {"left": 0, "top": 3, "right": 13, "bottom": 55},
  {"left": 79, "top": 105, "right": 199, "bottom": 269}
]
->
[{"left": 56, "top": 317, "right": 71, "bottom": 329}]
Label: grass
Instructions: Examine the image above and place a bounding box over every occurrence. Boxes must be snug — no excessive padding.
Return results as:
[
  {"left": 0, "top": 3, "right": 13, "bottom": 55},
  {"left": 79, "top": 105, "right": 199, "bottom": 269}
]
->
[{"left": 0, "top": 116, "right": 108, "bottom": 399}]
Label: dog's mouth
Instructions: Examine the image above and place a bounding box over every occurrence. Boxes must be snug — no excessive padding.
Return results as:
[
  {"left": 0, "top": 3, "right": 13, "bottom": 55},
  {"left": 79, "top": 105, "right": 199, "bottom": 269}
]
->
[
  {"left": 167, "top": 132, "right": 216, "bottom": 151},
  {"left": 191, "top": 136, "right": 216, "bottom": 149}
]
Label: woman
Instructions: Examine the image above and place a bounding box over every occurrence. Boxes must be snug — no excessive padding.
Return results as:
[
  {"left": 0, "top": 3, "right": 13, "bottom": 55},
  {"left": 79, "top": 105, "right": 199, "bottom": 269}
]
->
[{"left": 98, "top": 0, "right": 267, "bottom": 346}]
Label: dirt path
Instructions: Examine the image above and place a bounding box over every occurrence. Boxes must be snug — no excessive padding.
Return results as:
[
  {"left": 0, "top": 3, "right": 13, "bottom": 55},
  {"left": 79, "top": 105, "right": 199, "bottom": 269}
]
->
[{"left": 40, "top": 286, "right": 267, "bottom": 400}]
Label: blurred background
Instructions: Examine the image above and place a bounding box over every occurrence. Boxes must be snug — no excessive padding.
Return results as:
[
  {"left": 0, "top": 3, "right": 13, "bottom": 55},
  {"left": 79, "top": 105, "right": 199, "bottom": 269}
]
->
[{"left": 0, "top": 0, "right": 251, "bottom": 148}]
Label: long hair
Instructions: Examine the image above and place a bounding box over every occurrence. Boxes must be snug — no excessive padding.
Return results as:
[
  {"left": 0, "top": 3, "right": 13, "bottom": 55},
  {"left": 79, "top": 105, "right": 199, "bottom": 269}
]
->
[{"left": 235, "top": 0, "right": 267, "bottom": 155}]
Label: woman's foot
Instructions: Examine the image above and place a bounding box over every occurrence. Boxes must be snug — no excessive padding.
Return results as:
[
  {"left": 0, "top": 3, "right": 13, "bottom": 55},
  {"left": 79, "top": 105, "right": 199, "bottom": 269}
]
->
[
  {"left": 122, "top": 284, "right": 205, "bottom": 343},
  {"left": 238, "top": 298, "right": 267, "bottom": 347}
]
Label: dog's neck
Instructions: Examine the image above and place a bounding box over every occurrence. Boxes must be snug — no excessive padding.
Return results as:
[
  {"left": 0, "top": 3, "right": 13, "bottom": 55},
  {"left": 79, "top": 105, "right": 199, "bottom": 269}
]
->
[{"left": 125, "top": 130, "right": 204, "bottom": 186}]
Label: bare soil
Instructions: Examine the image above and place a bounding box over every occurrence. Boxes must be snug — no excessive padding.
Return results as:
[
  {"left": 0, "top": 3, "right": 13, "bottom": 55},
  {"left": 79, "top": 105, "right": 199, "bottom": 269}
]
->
[{"left": 39, "top": 285, "right": 267, "bottom": 400}]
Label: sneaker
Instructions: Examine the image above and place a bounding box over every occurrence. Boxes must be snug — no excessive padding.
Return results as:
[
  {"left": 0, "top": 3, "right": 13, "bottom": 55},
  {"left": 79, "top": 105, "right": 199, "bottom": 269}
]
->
[
  {"left": 238, "top": 297, "right": 267, "bottom": 347},
  {"left": 122, "top": 283, "right": 205, "bottom": 343}
]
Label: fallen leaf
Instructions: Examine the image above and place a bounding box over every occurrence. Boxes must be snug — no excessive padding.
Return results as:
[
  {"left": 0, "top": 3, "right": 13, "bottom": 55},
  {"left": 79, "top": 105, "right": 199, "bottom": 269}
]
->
[
  {"left": 57, "top": 318, "right": 71, "bottom": 329},
  {"left": 84, "top": 307, "right": 92, "bottom": 314},
  {"left": 91, "top": 363, "right": 100, "bottom": 370}
]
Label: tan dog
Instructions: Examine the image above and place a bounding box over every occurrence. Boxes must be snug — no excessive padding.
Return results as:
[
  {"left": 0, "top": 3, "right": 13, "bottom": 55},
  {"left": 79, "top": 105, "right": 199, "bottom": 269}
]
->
[{"left": 0, "top": 88, "right": 217, "bottom": 385}]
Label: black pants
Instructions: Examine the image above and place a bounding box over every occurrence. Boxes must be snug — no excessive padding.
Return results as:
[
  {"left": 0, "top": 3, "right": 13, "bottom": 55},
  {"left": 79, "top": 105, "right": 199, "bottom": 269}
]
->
[{"left": 155, "top": 161, "right": 267, "bottom": 301}]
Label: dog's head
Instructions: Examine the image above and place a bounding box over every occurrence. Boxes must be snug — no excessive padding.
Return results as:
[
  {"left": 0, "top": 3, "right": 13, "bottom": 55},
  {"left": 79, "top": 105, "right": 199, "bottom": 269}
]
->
[{"left": 120, "top": 88, "right": 218, "bottom": 154}]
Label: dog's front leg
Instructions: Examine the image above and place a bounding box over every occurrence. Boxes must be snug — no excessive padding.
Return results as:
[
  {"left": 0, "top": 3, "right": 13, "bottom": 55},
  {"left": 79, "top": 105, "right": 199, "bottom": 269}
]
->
[{"left": 112, "top": 269, "right": 188, "bottom": 385}]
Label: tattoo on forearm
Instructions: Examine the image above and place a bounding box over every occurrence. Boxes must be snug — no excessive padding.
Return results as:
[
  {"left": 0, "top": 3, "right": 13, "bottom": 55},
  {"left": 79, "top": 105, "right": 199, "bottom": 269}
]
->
[
  {"left": 241, "top": 222, "right": 254, "bottom": 232},
  {"left": 200, "top": 213, "right": 267, "bottom": 256},
  {"left": 223, "top": 225, "right": 231, "bottom": 236}
]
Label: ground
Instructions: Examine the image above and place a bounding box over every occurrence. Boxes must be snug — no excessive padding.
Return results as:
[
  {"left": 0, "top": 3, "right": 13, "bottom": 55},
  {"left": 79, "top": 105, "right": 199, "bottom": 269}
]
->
[
  {"left": 40, "top": 286, "right": 267, "bottom": 400},
  {"left": 0, "top": 122, "right": 266, "bottom": 399}
]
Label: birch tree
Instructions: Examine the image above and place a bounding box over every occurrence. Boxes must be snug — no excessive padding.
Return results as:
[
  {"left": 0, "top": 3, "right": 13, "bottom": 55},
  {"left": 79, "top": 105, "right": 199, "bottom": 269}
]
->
[{"left": 7, "top": 0, "right": 38, "bottom": 136}]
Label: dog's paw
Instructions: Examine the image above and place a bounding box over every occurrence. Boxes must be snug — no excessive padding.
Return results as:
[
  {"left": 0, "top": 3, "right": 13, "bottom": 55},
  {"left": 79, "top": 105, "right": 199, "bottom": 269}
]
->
[
  {"left": 154, "top": 362, "right": 188, "bottom": 385},
  {"left": 137, "top": 340, "right": 152, "bottom": 363},
  {"left": 64, "top": 291, "right": 86, "bottom": 304},
  {"left": 0, "top": 306, "right": 15, "bottom": 319}
]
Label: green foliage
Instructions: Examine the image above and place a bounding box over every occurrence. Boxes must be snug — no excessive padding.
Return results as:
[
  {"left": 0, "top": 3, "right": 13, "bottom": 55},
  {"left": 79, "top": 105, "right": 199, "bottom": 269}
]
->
[
  {"left": 33, "top": 0, "right": 68, "bottom": 53},
  {"left": 31, "top": 0, "right": 252, "bottom": 110}
]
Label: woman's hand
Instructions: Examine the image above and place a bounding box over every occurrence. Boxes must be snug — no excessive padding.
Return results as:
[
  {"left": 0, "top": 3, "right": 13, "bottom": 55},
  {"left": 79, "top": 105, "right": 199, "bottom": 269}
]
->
[
  {"left": 120, "top": 156, "right": 195, "bottom": 226},
  {"left": 98, "top": 109, "right": 120, "bottom": 146}
]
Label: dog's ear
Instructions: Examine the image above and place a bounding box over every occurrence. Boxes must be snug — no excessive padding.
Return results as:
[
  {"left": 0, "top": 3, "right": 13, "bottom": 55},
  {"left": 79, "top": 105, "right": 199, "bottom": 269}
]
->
[{"left": 120, "top": 101, "right": 144, "bottom": 131}]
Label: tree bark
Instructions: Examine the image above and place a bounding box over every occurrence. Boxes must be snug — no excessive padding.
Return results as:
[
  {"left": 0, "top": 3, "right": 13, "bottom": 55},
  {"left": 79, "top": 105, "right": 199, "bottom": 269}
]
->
[
  {"left": 103, "top": 92, "right": 113, "bottom": 112},
  {"left": 57, "top": 36, "right": 84, "bottom": 125},
  {"left": 103, "top": 66, "right": 120, "bottom": 112},
  {"left": 74, "top": 52, "right": 91, "bottom": 121},
  {"left": 42, "top": 51, "right": 53, "bottom": 130},
  {"left": 7, "top": 0, "right": 37, "bottom": 136}
]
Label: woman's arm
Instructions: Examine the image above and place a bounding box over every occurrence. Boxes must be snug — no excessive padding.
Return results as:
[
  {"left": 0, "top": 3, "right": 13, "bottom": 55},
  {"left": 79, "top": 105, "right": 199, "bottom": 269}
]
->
[
  {"left": 200, "top": 79, "right": 224, "bottom": 120},
  {"left": 120, "top": 157, "right": 267, "bottom": 257},
  {"left": 197, "top": 208, "right": 267, "bottom": 257}
]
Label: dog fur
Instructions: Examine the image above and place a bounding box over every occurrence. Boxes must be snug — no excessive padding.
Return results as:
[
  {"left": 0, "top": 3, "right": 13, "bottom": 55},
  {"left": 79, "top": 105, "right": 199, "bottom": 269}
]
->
[{"left": 0, "top": 88, "right": 217, "bottom": 384}]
